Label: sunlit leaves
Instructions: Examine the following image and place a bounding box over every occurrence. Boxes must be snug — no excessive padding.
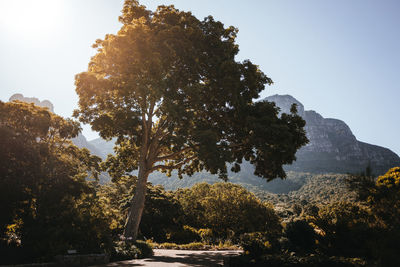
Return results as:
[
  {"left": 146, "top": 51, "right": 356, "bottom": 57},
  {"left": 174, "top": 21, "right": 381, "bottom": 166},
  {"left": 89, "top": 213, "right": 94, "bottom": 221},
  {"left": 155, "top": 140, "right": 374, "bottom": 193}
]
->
[{"left": 0, "top": 101, "right": 106, "bottom": 260}]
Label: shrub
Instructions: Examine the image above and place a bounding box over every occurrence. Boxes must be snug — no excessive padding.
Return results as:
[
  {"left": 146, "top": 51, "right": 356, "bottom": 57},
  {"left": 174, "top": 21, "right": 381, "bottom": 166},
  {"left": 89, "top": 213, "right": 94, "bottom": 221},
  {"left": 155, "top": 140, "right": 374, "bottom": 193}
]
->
[
  {"left": 156, "top": 242, "right": 179, "bottom": 249},
  {"left": 181, "top": 242, "right": 205, "bottom": 250},
  {"left": 110, "top": 240, "right": 153, "bottom": 262},
  {"left": 134, "top": 240, "right": 154, "bottom": 258},
  {"left": 240, "top": 232, "right": 277, "bottom": 259},
  {"left": 167, "top": 225, "right": 201, "bottom": 244},
  {"left": 198, "top": 228, "right": 213, "bottom": 244},
  {"left": 309, "top": 202, "right": 374, "bottom": 258},
  {"left": 285, "top": 220, "right": 316, "bottom": 253},
  {"left": 175, "top": 183, "right": 282, "bottom": 241},
  {"left": 111, "top": 241, "right": 141, "bottom": 261}
]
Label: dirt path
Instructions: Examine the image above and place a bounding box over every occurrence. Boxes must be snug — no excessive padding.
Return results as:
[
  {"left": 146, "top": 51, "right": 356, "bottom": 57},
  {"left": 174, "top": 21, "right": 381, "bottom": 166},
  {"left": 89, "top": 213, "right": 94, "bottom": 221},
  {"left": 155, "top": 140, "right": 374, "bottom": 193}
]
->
[{"left": 91, "top": 249, "right": 242, "bottom": 267}]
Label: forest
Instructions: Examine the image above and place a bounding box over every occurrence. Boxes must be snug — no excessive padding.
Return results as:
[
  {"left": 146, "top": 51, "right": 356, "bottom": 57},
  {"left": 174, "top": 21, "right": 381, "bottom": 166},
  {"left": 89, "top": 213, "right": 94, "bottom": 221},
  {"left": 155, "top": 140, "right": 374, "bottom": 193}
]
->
[{"left": 1, "top": 1, "right": 400, "bottom": 267}]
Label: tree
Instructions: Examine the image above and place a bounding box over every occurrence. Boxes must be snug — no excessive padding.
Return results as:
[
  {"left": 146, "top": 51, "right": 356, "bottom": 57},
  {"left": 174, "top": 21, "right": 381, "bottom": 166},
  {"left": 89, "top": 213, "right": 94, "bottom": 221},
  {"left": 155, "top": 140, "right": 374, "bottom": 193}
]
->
[
  {"left": 0, "top": 100, "right": 109, "bottom": 263},
  {"left": 74, "top": 0, "right": 308, "bottom": 240},
  {"left": 98, "top": 176, "right": 184, "bottom": 242}
]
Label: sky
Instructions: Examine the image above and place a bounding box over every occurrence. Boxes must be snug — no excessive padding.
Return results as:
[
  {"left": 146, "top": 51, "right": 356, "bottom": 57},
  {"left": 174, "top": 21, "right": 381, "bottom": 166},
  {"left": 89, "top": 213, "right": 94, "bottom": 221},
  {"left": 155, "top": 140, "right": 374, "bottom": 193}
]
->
[{"left": 0, "top": 0, "right": 399, "bottom": 155}]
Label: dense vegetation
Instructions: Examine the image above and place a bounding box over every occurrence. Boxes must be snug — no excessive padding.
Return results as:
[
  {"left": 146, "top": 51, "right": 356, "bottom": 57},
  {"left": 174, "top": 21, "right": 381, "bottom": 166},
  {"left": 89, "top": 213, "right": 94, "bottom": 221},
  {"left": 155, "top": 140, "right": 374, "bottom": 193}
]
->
[
  {"left": 2, "top": 100, "right": 400, "bottom": 267},
  {"left": 230, "top": 167, "right": 400, "bottom": 267},
  {"left": 0, "top": 101, "right": 110, "bottom": 263},
  {"left": 0, "top": 101, "right": 282, "bottom": 263}
]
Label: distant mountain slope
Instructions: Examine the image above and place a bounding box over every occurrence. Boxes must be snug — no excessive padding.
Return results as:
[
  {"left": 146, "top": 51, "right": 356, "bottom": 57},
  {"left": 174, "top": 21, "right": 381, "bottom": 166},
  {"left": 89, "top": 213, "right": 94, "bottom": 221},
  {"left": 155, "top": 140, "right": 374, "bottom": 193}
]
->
[
  {"left": 89, "top": 137, "right": 116, "bottom": 159},
  {"left": 264, "top": 94, "right": 400, "bottom": 175},
  {"left": 87, "top": 94, "right": 400, "bottom": 189}
]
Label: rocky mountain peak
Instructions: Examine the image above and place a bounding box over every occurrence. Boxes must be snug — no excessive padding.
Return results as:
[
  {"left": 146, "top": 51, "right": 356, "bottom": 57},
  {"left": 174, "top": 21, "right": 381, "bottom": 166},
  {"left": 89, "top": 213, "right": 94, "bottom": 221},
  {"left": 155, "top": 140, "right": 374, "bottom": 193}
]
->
[
  {"left": 265, "top": 94, "right": 305, "bottom": 117},
  {"left": 9, "top": 93, "right": 54, "bottom": 113},
  {"left": 264, "top": 94, "right": 400, "bottom": 174}
]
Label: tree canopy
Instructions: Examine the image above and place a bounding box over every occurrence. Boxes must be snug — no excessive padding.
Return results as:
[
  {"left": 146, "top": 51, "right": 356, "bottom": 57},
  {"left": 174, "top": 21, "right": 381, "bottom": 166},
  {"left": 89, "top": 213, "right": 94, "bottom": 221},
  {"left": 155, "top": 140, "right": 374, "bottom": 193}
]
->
[
  {"left": 74, "top": 0, "right": 308, "bottom": 239},
  {"left": 175, "top": 182, "right": 282, "bottom": 240},
  {"left": 0, "top": 100, "right": 109, "bottom": 263}
]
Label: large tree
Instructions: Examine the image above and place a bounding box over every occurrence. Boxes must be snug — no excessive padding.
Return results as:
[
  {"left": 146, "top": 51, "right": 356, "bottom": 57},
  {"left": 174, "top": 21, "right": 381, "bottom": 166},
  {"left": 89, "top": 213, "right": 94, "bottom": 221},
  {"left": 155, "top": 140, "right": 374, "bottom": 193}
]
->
[{"left": 74, "top": 0, "right": 308, "bottom": 240}]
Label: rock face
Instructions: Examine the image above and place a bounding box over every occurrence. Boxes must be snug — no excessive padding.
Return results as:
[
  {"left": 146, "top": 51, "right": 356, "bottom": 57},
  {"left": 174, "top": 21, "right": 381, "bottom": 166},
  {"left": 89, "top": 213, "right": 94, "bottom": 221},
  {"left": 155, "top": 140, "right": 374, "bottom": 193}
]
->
[
  {"left": 9, "top": 93, "right": 54, "bottom": 112},
  {"left": 264, "top": 94, "right": 400, "bottom": 175}
]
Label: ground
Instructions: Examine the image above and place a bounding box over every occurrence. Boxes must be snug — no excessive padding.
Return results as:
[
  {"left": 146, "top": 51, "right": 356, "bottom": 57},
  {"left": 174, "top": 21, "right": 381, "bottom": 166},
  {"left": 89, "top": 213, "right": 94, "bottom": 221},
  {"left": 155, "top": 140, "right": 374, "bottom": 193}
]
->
[{"left": 91, "top": 249, "right": 242, "bottom": 267}]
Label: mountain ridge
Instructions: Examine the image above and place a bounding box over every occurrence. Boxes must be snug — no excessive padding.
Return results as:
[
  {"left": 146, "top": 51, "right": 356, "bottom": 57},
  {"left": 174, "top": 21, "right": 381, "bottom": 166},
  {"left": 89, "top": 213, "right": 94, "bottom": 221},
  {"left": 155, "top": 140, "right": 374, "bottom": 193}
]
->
[{"left": 263, "top": 94, "right": 400, "bottom": 175}]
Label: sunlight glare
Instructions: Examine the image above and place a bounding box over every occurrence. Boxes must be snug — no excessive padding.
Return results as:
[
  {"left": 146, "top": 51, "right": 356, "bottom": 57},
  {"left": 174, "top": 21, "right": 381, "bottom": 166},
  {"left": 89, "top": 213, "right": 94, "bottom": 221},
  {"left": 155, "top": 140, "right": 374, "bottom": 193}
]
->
[{"left": 0, "top": 0, "right": 64, "bottom": 40}]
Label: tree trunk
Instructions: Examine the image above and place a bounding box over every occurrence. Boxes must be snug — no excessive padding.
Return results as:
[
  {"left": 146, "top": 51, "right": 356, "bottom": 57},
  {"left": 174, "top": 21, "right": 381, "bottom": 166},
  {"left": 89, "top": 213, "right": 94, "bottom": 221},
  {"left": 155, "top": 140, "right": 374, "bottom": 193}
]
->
[{"left": 123, "top": 163, "right": 149, "bottom": 240}]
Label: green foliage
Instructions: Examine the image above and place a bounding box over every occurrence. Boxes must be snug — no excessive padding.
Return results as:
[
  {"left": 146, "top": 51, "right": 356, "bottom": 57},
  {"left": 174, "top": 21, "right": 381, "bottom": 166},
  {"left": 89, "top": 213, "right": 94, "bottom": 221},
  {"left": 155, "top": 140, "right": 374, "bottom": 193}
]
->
[
  {"left": 74, "top": 0, "right": 308, "bottom": 182},
  {"left": 197, "top": 228, "right": 214, "bottom": 244},
  {"left": 309, "top": 202, "right": 374, "bottom": 258},
  {"left": 0, "top": 101, "right": 109, "bottom": 264},
  {"left": 364, "top": 167, "right": 400, "bottom": 266},
  {"left": 180, "top": 242, "right": 205, "bottom": 250},
  {"left": 370, "top": 167, "right": 400, "bottom": 228},
  {"left": 346, "top": 169, "right": 376, "bottom": 202},
  {"left": 110, "top": 240, "right": 153, "bottom": 262},
  {"left": 133, "top": 240, "right": 154, "bottom": 258},
  {"left": 140, "top": 185, "right": 184, "bottom": 242},
  {"left": 284, "top": 220, "right": 317, "bottom": 253},
  {"left": 74, "top": 0, "right": 307, "bottom": 239},
  {"left": 166, "top": 225, "right": 201, "bottom": 244},
  {"left": 99, "top": 179, "right": 280, "bottom": 244},
  {"left": 98, "top": 178, "right": 186, "bottom": 243},
  {"left": 240, "top": 232, "right": 276, "bottom": 259},
  {"left": 175, "top": 182, "right": 282, "bottom": 241}
]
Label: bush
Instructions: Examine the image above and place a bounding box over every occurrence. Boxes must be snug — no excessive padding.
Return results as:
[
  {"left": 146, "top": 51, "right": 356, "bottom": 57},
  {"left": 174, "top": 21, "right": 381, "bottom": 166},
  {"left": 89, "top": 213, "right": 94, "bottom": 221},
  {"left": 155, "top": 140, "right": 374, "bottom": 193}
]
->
[
  {"left": 110, "top": 240, "right": 153, "bottom": 262},
  {"left": 167, "top": 225, "right": 201, "bottom": 244},
  {"left": 175, "top": 183, "right": 282, "bottom": 241},
  {"left": 198, "top": 228, "right": 213, "bottom": 244},
  {"left": 181, "top": 242, "right": 205, "bottom": 250},
  {"left": 285, "top": 220, "right": 316, "bottom": 253},
  {"left": 134, "top": 240, "right": 154, "bottom": 258},
  {"left": 156, "top": 242, "right": 179, "bottom": 249},
  {"left": 309, "top": 202, "right": 374, "bottom": 258},
  {"left": 240, "top": 232, "right": 277, "bottom": 259}
]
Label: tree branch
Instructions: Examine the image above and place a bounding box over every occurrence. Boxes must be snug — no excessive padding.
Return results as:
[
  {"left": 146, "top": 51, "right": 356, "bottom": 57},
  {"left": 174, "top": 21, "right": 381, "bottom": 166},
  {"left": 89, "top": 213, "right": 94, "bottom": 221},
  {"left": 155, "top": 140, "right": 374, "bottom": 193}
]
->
[
  {"left": 149, "top": 155, "right": 196, "bottom": 173},
  {"left": 155, "top": 146, "right": 194, "bottom": 162}
]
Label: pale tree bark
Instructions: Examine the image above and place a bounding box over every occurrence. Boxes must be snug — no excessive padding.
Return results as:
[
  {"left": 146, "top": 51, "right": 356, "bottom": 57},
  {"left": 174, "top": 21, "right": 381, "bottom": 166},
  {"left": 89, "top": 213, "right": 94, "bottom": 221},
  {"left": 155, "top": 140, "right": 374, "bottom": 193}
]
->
[
  {"left": 123, "top": 160, "right": 149, "bottom": 240},
  {"left": 123, "top": 102, "right": 195, "bottom": 240},
  {"left": 123, "top": 102, "right": 156, "bottom": 240}
]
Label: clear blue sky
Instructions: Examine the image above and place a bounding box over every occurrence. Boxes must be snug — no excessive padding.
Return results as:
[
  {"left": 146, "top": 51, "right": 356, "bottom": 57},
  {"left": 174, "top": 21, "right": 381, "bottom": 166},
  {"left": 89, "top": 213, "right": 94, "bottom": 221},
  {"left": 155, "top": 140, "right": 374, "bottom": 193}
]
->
[{"left": 0, "top": 0, "right": 399, "bottom": 155}]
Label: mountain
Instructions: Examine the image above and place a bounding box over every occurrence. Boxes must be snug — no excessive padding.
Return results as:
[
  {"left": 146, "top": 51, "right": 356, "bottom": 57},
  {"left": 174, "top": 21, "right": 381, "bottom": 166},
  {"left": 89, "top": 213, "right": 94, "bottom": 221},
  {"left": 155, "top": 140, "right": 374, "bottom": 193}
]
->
[
  {"left": 9, "top": 93, "right": 55, "bottom": 112},
  {"left": 89, "top": 137, "right": 116, "bottom": 159},
  {"left": 89, "top": 94, "right": 400, "bottom": 176},
  {"left": 265, "top": 94, "right": 400, "bottom": 175},
  {"left": 86, "top": 94, "right": 400, "bottom": 193}
]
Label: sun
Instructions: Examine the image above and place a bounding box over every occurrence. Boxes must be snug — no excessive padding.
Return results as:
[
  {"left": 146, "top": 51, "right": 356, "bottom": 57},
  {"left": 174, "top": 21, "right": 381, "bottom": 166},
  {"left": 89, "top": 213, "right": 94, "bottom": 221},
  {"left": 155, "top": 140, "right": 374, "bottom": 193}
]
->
[{"left": 0, "top": 0, "right": 64, "bottom": 40}]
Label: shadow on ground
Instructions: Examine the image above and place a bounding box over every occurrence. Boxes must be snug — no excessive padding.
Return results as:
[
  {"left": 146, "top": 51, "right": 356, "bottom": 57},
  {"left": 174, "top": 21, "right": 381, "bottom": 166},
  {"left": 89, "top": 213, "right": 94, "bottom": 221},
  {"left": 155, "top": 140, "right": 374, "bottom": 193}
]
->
[{"left": 92, "top": 250, "right": 241, "bottom": 267}]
